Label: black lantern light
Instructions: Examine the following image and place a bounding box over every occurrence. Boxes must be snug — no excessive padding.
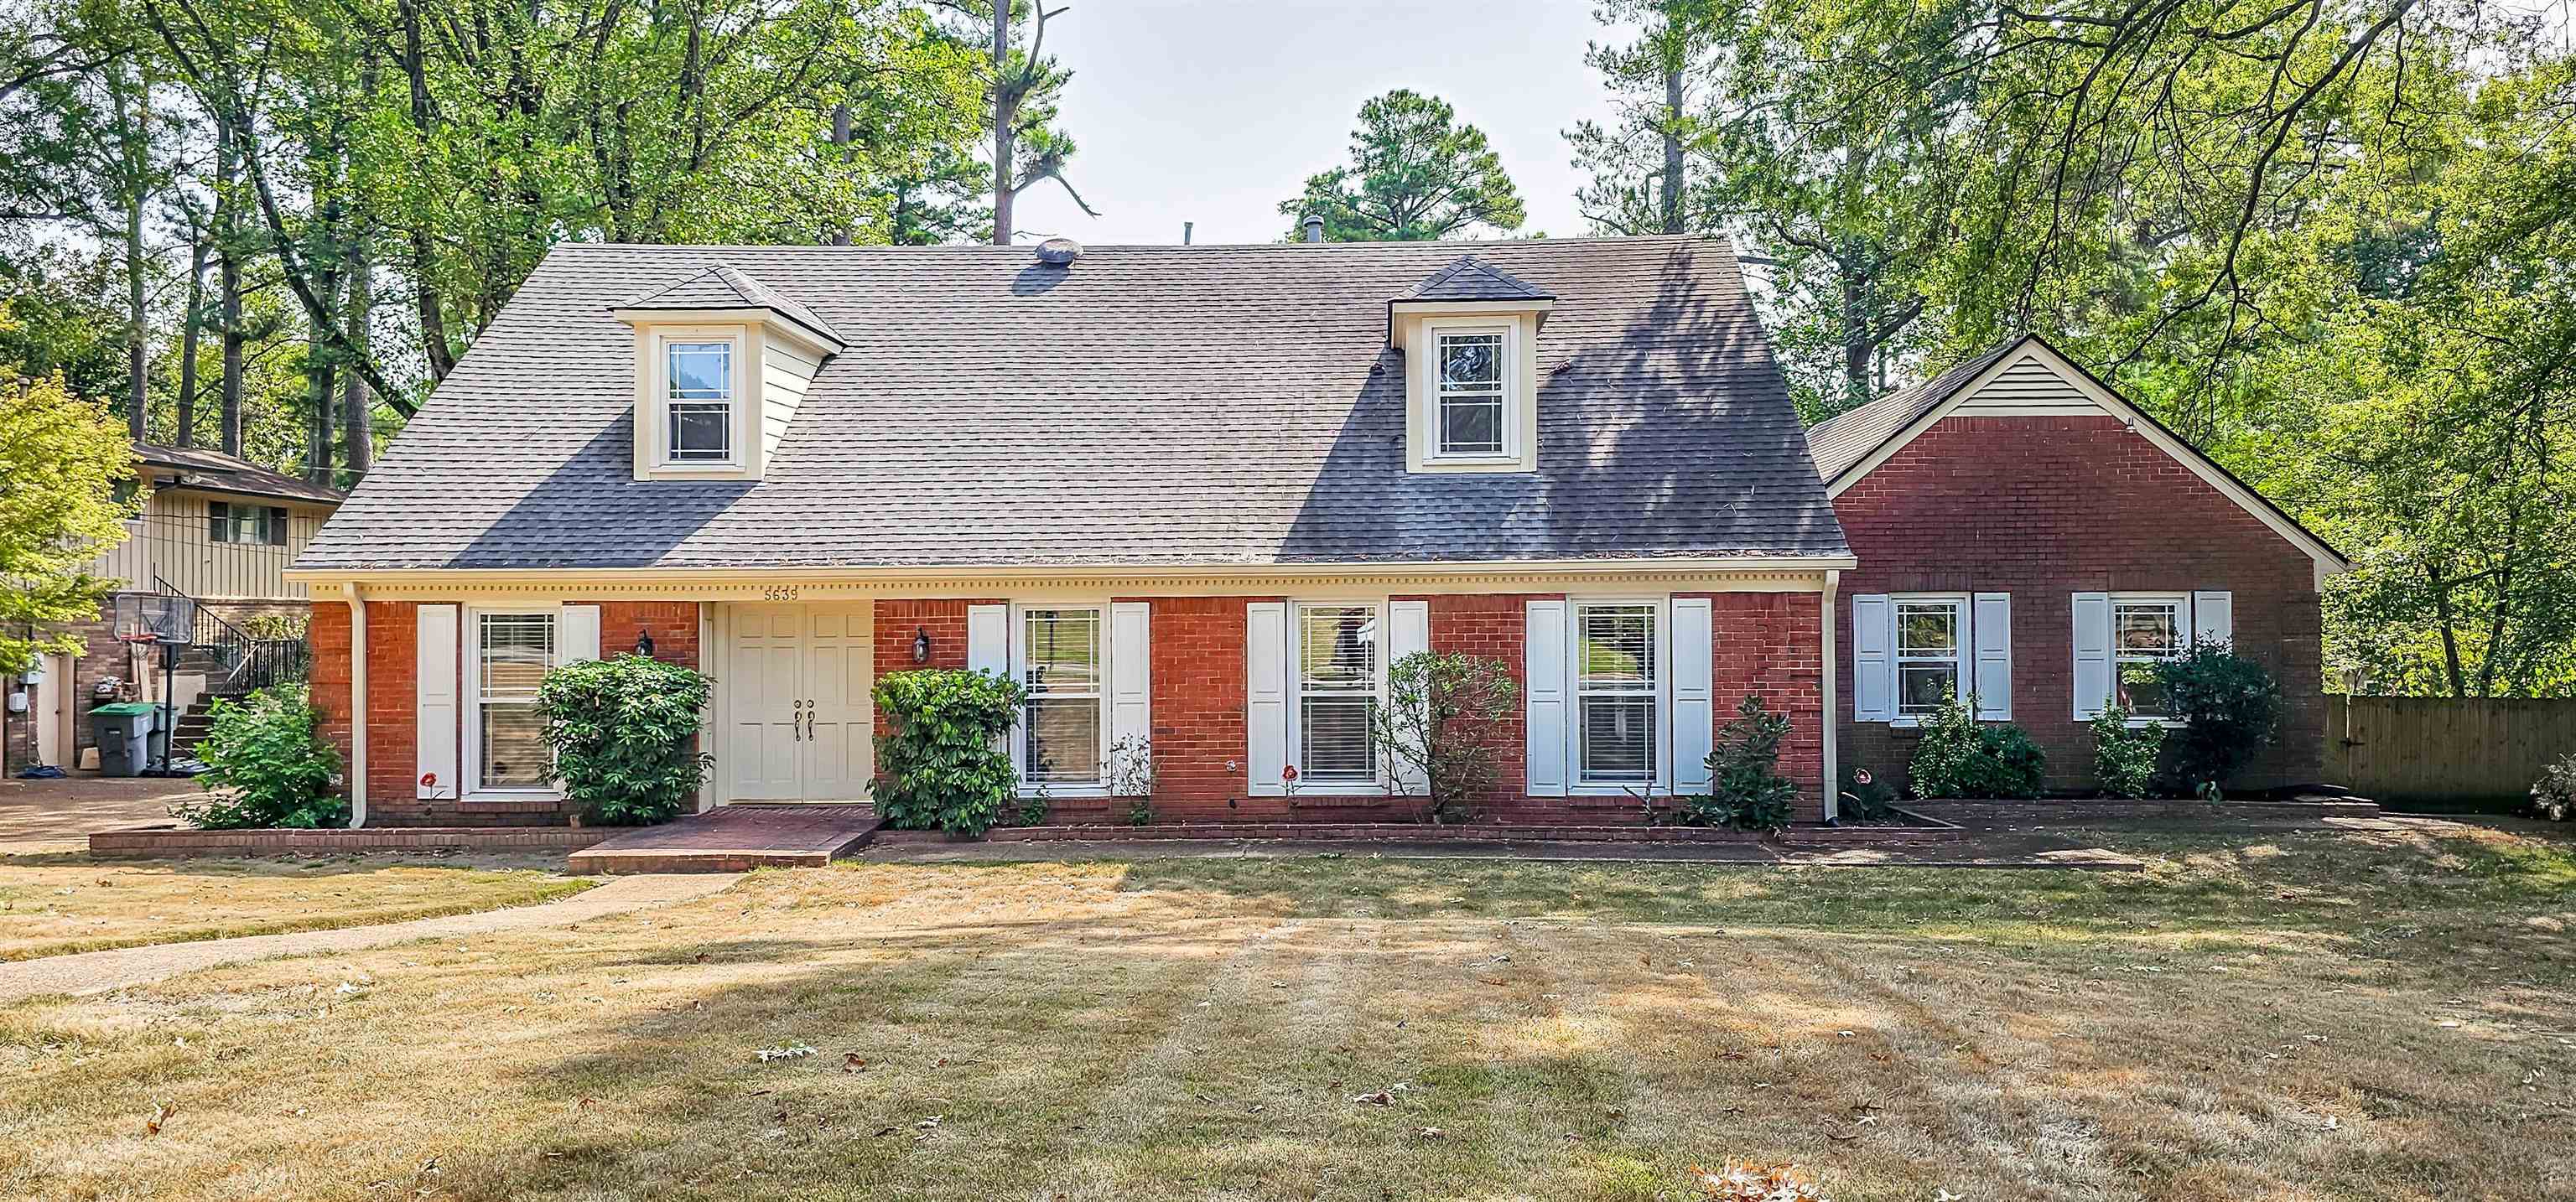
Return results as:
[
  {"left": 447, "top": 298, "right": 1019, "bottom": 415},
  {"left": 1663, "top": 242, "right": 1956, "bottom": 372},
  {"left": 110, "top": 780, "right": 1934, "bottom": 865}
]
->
[
  {"left": 635, "top": 627, "right": 655, "bottom": 657},
  {"left": 912, "top": 626, "right": 932, "bottom": 664}
]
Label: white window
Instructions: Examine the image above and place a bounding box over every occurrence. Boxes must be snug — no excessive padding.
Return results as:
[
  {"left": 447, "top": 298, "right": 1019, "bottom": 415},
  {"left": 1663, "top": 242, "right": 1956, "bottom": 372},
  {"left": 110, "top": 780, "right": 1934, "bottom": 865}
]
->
[
  {"left": 1294, "top": 604, "right": 1381, "bottom": 785},
  {"left": 473, "top": 611, "right": 554, "bottom": 791},
  {"left": 664, "top": 339, "right": 735, "bottom": 463},
  {"left": 1433, "top": 328, "right": 1509, "bottom": 459},
  {"left": 1894, "top": 598, "right": 1968, "bottom": 717},
  {"left": 2111, "top": 595, "right": 2187, "bottom": 718},
  {"left": 1019, "top": 607, "right": 1104, "bottom": 788},
  {"left": 1575, "top": 601, "right": 1659, "bottom": 785}
]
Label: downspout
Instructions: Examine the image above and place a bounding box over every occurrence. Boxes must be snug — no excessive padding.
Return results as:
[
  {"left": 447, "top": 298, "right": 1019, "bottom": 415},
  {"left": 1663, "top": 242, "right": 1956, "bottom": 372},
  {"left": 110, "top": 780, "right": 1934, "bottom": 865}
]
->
[
  {"left": 345, "top": 579, "right": 367, "bottom": 828},
  {"left": 1820, "top": 569, "right": 1840, "bottom": 823}
]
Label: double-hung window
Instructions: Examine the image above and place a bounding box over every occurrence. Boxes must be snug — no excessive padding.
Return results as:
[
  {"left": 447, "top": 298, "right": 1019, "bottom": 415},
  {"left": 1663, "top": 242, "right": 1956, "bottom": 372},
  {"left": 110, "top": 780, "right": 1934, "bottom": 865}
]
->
[
  {"left": 1295, "top": 604, "right": 1381, "bottom": 785},
  {"left": 664, "top": 339, "right": 735, "bottom": 464},
  {"left": 1020, "top": 607, "right": 1104, "bottom": 787},
  {"left": 1575, "top": 601, "right": 1659, "bottom": 785},
  {"left": 1433, "top": 329, "right": 1508, "bottom": 458},
  {"left": 1894, "top": 598, "right": 1968, "bottom": 718},
  {"left": 207, "top": 501, "right": 287, "bottom": 546},
  {"left": 2111, "top": 596, "right": 2186, "bottom": 717},
  {"left": 475, "top": 611, "right": 554, "bottom": 790}
]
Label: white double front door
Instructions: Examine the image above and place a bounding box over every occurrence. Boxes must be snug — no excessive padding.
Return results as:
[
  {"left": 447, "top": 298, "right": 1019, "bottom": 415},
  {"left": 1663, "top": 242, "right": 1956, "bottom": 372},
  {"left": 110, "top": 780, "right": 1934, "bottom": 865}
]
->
[{"left": 722, "top": 604, "right": 872, "bottom": 800}]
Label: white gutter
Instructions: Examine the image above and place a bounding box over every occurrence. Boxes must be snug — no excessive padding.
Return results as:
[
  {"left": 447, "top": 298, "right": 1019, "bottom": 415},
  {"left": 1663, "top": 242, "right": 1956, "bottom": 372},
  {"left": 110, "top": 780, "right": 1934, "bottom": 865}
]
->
[
  {"left": 345, "top": 579, "right": 367, "bottom": 828},
  {"left": 1820, "top": 568, "right": 1840, "bottom": 823},
  {"left": 284, "top": 554, "right": 1860, "bottom": 588}
]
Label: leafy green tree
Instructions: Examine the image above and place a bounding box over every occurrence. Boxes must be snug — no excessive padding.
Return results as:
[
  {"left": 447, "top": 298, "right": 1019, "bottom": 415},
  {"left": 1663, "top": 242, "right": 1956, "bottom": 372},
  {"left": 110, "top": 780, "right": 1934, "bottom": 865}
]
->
[
  {"left": 0, "top": 306, "right": 136, "bottom": 675},
  {"left": 1280, "top": 90, "right": 1524, "bottom": 241},
  {"left": 1565, "top": 0, "right": 1722, "bottom": 236}
]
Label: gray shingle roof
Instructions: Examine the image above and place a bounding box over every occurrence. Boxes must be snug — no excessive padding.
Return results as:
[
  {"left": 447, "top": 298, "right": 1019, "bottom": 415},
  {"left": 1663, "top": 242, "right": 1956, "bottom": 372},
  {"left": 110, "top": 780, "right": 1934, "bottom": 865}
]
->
[
  {"left": 620, "top": 263, "right": 844, "bottom": 349},
  {"left": 135, "top": 442, "right": 344, "bottom": 505},
  {"left": 1399, "top": 254, "right": 1554, "bottom": 302},
  {"left": 1804, "top": 338, "right": 2027, "bottom": 482},
  {"left": 297, "top": 236, "right": 1849, "bottom": 571}
]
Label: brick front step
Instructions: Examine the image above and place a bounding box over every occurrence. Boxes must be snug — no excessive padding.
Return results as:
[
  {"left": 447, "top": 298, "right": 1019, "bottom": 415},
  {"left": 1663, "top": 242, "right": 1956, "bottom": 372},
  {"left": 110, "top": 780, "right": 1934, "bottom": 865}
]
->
[
  {"left": 567, "top": 804, "right": 883, "bottom": 874},
  {"left": 91, "top": 826, "right": 615, "bottom": 858},
  {"left": 880, "top": 820, "right": 1969, "bottom": 845}
]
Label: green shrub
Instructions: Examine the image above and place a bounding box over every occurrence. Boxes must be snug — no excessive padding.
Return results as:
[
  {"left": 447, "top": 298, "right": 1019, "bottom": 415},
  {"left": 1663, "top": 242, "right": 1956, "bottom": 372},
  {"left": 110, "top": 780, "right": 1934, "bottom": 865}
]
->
[
  {"left": 1905, "top": 696, "right": 2045, "bottom": 799},
  {"left": 2089, "top": 705, "right": 2163, "bottom": 798},
  {"left": 1679, "top": 696, "right": 1798, "bottom": 832},
  {"left": 2531, "top": 752, "right": 2576, "bottom": 822},
  {"left": 1838, "top": 762, "right": 1902, "bottom": 823},
  {"left": 1371, "top": 650, "right": 1519, "bottom": 823},
  {"left": 870, "top": 667, "right": 1026, "bottom": 836},
  {"left": 536, "top": 653, "right": 714, "bottom": 826},
  {"left": 178, "top": 684, "right": 347, "bottom": 829},
  {"left": 2153, "top": 641, "right": 2282, "bottom": 795}
]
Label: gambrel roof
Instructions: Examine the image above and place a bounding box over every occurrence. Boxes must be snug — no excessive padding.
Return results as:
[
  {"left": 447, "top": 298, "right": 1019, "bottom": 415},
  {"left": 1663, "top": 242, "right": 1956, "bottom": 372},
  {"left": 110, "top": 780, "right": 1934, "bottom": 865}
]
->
[{"left": 296, "top": 236, "right": 1848, "bottom": 572}]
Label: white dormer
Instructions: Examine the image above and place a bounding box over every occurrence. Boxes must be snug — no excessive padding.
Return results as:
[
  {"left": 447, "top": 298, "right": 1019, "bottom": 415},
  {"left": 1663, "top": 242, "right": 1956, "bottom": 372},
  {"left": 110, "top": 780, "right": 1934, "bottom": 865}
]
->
[
  {"left": 1389, "top": 256, "right": 1553, "bottom": 474},
  {"left": 611, "top": 264, "right": 844, "bottom": 482}
]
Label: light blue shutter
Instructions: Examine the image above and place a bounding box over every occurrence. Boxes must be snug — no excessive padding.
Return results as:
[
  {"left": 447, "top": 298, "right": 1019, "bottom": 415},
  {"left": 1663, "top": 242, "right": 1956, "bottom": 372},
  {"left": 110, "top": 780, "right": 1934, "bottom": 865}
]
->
[
  {"left": 1852, "top": 595, "right": 1893, "bottom": 722},
  {"left": 1971, "top": 593, "right": 2012, "bottom": 721},
  {"left": 1670, "top": 597, "right": 1714, "bottom": 794},
  {"left": 2192, "top": 591, "right": 2234, "bottom": 648},
  {"left": 1524, "top": 599, "right": 1567, "bottom": 796},
  {"left": 1109, "top": 601, "right": 1152, "bottom": 794},
  {"left": 1245, "top": 602, "right": 1288, "bottom": 796},
  {"left": 1385, "top": 600, "right": 1431, "bottom": 795},
  {"left": 415, "top": 604, "right": 458, "bottom": 800},
  {"left": 2071, "top": 593, "right": 2113, "bottom": 719}
]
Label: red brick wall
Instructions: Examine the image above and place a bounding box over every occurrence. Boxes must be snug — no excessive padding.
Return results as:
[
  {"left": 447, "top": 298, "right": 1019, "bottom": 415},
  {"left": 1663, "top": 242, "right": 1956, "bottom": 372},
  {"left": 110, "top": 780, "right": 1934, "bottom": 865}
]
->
[
  {"left": 309, "top": 600, "right": 352, "bottom": 777},
  {"left": 1832, "top": 413, "right": 2325, "bottom": 794},
  {"left": 1416, "top": 593, "right": 1534, "bottom": 800},
  {"left": 1702, "top": 592, "right": 1828, "bottom": 820},
  {"left": 362, "top": 602, "right": 424, "bottom": 821},
  {"left": 1141, "top": 596, "right": 1264, "bottom": 817},
  {"left": 597, "top": 602, "right": 701, "bottom": 668}
]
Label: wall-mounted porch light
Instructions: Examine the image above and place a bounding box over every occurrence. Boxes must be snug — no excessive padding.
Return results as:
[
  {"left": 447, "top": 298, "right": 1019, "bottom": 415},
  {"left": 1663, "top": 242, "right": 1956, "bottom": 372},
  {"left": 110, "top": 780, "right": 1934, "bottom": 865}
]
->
[
  {"left": 912, "top": 626, "right": 932, "bottom": 664},
  {"left": 635, "top": 627, "right": 656, "bottom": 657}
]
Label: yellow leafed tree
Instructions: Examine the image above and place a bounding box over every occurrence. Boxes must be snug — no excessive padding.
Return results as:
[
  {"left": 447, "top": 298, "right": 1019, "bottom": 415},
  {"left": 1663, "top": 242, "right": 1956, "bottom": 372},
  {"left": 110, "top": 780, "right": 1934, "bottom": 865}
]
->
[{"left": 0, "top": 304, "right": 136, "bottom": 673}]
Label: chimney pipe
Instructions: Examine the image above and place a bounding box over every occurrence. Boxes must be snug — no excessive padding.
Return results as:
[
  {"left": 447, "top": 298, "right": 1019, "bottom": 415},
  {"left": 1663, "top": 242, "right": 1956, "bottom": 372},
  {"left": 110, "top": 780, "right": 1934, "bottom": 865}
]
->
[
  {"left": 1301, "top": 214, "right": 1324, "bottom": 243},
  {"left": 1183, "top": 220, "right": 1193, "bottom": 246}
]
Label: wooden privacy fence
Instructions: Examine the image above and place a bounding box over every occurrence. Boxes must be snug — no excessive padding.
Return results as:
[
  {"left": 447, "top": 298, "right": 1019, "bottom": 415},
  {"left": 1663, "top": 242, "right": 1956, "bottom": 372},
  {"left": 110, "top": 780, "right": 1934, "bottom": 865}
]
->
[{"left": 2325, "top": 694, "right": 2576, "bottom": 803}]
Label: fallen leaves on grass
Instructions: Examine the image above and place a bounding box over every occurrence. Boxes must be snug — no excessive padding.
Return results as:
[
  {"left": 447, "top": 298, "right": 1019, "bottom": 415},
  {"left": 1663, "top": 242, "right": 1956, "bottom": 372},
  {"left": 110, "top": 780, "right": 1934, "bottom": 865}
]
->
[
  {"left": 754, "top": 1044, "right": 815, "bottom": 1063},
  {"left": 1352, "top": 1091, "right": 1394, "bottom": 1106},
  {"left": 144, "top": 1101, "right": 175, "bottom": 1136},
  {"left": 1689, "top": 1160, "right": 1829, "bottom": 1201}
]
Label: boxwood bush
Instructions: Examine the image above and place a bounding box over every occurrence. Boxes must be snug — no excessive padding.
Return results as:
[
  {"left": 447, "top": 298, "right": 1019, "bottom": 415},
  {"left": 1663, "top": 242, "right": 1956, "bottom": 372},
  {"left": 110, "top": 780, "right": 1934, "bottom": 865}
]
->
[
  {"left": 871, "top": 668, "right": 1027, "bottom": 836},
  {"left": 179, "top": 684, "right": 348, "bottom": 829},
  {"left": 1906, "top": 696, "right": 2045, "bottom": 799},
  {"left": 536, "top": 653, "right": 714, "bottom": 826}
]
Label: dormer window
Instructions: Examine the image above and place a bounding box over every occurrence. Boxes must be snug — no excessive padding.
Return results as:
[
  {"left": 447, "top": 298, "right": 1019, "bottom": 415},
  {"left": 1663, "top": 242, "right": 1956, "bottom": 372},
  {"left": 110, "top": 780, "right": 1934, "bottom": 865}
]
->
[
  {"left": 664, "top": 339, "right": 735, "bottom": 463},
  {"left": 1389, "top": 255, "right": 1553, "bottom": 474},
  {"left": 1434, "top": 327, "right": 1511, "bottom": 459}
]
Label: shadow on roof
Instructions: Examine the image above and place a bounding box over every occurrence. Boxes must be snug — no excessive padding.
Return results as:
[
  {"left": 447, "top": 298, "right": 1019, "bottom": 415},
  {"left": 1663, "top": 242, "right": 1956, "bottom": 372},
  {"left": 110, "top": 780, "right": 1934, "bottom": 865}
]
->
[{"left": 449, "top": 421, "right": 756, "bottom": 568}]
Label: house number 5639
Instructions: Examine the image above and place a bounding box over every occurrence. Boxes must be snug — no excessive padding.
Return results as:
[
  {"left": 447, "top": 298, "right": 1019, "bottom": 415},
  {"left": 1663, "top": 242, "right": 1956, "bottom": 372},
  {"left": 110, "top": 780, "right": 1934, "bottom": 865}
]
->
[{"left": 762, "top": 586, "right": 801, "bottom": 601}]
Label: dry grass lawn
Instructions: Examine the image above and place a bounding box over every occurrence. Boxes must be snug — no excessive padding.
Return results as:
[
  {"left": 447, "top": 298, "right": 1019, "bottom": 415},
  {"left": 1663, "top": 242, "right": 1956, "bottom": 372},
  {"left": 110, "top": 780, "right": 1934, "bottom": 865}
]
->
[
  {"left": 3, "top": 824, "right": 2573, "bottom": 1200},
  {"left": 0, "top": 853, "right": 595, "bottom": 961}
]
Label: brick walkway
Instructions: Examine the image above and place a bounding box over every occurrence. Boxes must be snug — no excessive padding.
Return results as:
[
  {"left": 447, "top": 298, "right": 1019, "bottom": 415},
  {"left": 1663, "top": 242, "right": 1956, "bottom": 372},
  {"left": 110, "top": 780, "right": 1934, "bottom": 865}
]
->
[
  {"left": 0, "top": 871, "right": 740, "bottom": 1003},
  {"left": 568, "top": 804, "right": 882, "bottom": 873}
]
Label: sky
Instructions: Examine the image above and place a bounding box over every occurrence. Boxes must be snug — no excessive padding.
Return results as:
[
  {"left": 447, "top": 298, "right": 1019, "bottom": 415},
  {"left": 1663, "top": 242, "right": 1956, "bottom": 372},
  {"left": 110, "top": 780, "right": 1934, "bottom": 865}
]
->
[{"left": 1005, "top": 1, "right": 1639, "bottom": 246}]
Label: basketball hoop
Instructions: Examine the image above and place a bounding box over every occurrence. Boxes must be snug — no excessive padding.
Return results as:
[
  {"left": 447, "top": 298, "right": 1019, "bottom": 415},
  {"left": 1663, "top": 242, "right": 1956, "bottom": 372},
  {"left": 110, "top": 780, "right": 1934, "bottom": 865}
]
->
[{"left": 112, "top": 593, "right": 196, "bottom": 648}]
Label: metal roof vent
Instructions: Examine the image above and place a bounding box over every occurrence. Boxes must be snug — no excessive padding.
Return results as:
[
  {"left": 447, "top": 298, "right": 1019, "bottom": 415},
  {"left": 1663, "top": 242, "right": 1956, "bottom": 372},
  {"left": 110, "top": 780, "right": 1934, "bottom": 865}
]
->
[{"left": 1035, "top": 237, "right": 1083, "bottom": 267}]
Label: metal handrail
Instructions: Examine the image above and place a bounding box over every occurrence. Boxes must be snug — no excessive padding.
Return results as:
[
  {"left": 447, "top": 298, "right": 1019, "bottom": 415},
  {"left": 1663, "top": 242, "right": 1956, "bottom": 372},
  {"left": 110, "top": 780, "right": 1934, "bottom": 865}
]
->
[{"left": 151, "top": 573, "right": 311, "bottom": 695}]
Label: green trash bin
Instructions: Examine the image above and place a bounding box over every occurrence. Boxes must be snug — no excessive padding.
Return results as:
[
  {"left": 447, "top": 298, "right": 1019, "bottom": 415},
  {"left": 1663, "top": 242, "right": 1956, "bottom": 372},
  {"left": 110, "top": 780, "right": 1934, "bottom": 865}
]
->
[{"left": 91, "top": 702, "right": 157, "bottom": 777}]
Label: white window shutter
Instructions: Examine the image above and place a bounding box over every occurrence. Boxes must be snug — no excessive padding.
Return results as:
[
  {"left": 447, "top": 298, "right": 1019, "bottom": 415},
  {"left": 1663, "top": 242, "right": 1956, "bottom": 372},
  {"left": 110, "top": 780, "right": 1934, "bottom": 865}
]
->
[
  {"left": 1244, "top": 602, "right": 1288, "bottom": 796},
  {"left": 2071, "top": 592, "right": 2113, "bottom": 720},
  {"left": 966, "top": 604, "right": 1008, "bottom": 677},
  {"left": 1670, "top": 597, "right": 1714, "bottom": 794},
  {"left": 1852, "top": 594, "right": 1893, "bottom": 723},
  {"left": 1109, "top": 601, "right": 1152, "bottom": 793},
  {"left": 1971, "top": 593, "right": 2012, "bottom": 721},
  {"left": 1385, "top": 600, "right": 1431, "bottom": 795},
  {"left": 559, "top": 604, "right": 602, "bottom": 665},
  {"left": 2192, "top": 591, "right": 2234, "bottom": 648},
  {"left": 415, "top": 604, "right": 459, "bottom": 800},
  {"left": 1523, "top": 599, "right": 1567, "bottom": 796}
]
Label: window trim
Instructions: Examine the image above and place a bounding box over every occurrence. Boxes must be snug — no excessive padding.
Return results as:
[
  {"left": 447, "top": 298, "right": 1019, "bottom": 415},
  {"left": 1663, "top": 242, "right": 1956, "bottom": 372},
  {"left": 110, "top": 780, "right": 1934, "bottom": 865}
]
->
[
  {"left": 2109, "top": 592, "right": 2191, "bottom": 726},
  {"left": 1888, "top": 593, "right": 1971, "bottom": 726},
  {"left": 1566, "top": 597, "right": 1670, "bottom": 795},
  {"left": 1411, "top": 313, "right": 1530, "bottom": 471},
  {"left": 461, "top": 604, "right": 562, "bottom": 801},
  {"left": 1010, "top": 602, "right": 1112, "bottom": 798},
  {"left": 1285, "top": 600, "right": 1389, "bottom": 791},
  {"left": 648, "top": 327, "right": 748, "bottom": 472},
  {"left": 1430, "top": 326, "right": 1512, "bottom": 461}
]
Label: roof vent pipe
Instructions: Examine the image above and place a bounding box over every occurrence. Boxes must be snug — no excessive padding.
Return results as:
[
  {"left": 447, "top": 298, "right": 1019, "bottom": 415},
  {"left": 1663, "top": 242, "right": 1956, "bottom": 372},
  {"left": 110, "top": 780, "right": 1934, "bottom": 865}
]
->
[
  {"left": 1182, "top": 220, "right": 1193, "bottom": 246},
  {"left": 1035, "top": 237, "right": 1083, "bottom": 267},
  {"left": 1301, "top": 214, "right": 1324, "bottom": 243}
]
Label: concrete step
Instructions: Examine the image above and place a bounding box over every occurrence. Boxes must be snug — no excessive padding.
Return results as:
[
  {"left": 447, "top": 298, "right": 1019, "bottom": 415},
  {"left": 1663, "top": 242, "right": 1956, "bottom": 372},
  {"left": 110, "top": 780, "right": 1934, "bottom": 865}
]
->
[{"left": 567, "top": 804, "right": 883, "bottom": 874}]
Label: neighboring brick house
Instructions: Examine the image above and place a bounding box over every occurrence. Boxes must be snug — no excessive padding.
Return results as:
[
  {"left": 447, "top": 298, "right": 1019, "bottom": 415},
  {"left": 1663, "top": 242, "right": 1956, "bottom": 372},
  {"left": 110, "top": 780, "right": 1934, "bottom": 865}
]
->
[
  {"left": 1806, "top": 335, "right": 2345, "bottom": 795},
  {"left": 282, "top": 241, "right": 2328, "bottom": 830},
  {"left": 4, "top": 443, "right": 340, "bottom": 775}
]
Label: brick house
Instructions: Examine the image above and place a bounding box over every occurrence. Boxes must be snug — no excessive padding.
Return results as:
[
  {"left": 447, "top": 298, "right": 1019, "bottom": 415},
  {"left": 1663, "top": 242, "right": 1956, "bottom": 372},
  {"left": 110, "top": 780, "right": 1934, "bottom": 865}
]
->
[
  {"left": 283, "top": 240, "right": 2330, "bottom": 828},
  {"left": 1807, "top": 335, "right": 2345, "bottom": 794}
]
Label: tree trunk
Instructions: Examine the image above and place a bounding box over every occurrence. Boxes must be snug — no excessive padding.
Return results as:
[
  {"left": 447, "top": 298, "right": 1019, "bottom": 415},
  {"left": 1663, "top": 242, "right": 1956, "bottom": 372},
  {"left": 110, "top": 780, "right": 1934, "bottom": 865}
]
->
[
  {"left": 123, "top": 184, "right": 148, "bottom": 443},
  {"left": 398, "top": 0, "right": 456, "bottom": 381},
  {"left": 307, "top": 188, "right": 343, "bottom": 487},
  {"left": 175, "top": 235, "right": 208, "bottom": 447},
  {"left": 990, "top": 0, "right": 1015, "bottom": 246},
  {"left": 1841, "top": 251, "right": 1871, "bottom": 408},
  {"left": 2427, "top": 563, "right": 2470, "bottom": 698},
  {"left": 216, "top": 111, "right": 246, "bottom": 455},
  {"left": 828, "top": 101, "right": 853, "bottom": 246},
  {"left": 341, "top": 233, "right": 373, "bottom": 477},
  {"left": 1659, "top": 66, "right": 1684, "bottom": 235}
]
